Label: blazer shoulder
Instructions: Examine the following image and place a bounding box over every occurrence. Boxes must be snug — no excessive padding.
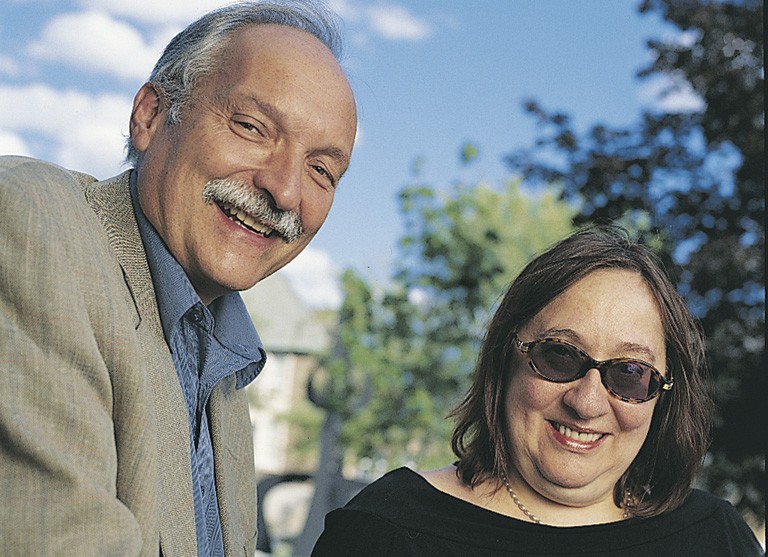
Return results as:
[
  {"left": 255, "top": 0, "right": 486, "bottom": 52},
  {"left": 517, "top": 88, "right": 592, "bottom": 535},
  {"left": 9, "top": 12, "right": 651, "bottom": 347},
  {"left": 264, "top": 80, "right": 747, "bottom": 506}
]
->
[
  {"left": 0, "top": 155, "right": 102, "bottom": 215},
  {"left": 0, "top": 156, "right": 135, "bottom": 238},
  {"left": 0, "top": 155, "right": 97, "bottom": 186}
]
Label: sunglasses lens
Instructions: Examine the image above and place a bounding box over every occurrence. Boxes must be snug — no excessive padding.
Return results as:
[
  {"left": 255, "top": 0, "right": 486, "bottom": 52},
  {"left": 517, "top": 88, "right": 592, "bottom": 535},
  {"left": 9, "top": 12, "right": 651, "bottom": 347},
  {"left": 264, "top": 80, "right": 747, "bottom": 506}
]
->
[
  {"left": 527, "top": 340, "right": 662, "bottom": 402},
  {"left": 528, "top": 341, "right": 584, "bottom": 381},
  {"left": 604, "top": 362, "right": 659, "bottom": 401}
]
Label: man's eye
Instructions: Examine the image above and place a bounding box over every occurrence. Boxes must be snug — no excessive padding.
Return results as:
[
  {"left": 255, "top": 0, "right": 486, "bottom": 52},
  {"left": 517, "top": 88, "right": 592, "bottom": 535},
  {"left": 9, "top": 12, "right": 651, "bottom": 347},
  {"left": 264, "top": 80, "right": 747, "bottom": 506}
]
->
[
  {"left": 313, "top": 165, "right": 336, "bottom": 185},
  {"left": 235, "top": 120, "right": 263, "bottom": 135}
]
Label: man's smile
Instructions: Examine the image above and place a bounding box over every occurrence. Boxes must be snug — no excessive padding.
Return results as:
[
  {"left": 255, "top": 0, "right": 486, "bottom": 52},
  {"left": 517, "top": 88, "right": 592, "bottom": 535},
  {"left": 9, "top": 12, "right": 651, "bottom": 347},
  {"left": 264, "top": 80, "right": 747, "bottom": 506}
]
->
[{"left": 218, "top": 200, "right": 276, "bottom": 238}]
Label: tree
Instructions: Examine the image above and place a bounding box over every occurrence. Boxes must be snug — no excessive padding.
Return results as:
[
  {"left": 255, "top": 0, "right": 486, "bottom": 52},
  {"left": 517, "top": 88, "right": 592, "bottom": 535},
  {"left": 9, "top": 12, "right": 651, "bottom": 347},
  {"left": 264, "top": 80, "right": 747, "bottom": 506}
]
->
[
  {"left": 504, "top": 0, "right": 763, "bottom": 518},
  {"left": 321, "top": 168, "right": 576, "bottom": 471}
]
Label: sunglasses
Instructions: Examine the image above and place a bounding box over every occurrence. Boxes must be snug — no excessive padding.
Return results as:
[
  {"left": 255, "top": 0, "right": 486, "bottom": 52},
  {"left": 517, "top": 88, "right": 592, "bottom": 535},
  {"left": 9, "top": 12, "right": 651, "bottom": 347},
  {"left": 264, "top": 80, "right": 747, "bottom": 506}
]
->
[{"left": 513, "top": 335, "right": 673, "bottom": 403}]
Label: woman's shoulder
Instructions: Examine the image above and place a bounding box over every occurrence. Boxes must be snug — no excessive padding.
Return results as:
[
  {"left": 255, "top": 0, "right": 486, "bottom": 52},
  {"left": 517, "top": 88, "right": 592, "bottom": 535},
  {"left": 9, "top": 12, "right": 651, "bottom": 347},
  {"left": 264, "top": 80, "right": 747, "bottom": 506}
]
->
[
  {"left": 677, "top": 488, "right": 756, "bottom": 525},
  {"left": 345, "top": 465, "right": 487, "bottom": 514},
  {"left": 311, "top": 468, "right": 438, "bottom": 556},
  {"left": 323, "top": 466, "right": 496, "bottom": 538},
  {"left": 685, "top": 489, "right": 763, "bottom": 545},
  {"left": 342, "top": 466, "right": 433, "bottom": 513},
  {"left": 636, "top": 489, "right": 764, "bottom": 555},
  {"left": 313, "top": 467, "right": 526, "bottom": 556},
  {"left": 418, "top": 465, "right": 465, "bottom": 493}
]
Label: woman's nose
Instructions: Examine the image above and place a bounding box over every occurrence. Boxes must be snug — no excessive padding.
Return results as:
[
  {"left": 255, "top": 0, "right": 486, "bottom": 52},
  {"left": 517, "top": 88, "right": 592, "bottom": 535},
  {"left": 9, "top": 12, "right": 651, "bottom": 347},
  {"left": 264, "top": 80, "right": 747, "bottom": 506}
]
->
[{"left": 561, "top": 367, "right": 611, "bottom": 420}]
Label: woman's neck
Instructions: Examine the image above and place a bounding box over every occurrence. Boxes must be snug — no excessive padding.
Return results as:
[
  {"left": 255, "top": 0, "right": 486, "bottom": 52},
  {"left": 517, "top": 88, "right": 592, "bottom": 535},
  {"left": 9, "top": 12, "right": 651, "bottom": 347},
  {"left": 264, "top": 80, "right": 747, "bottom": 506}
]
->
[{"left": 492, "top": 468, "right": 628, "bottom": 527}]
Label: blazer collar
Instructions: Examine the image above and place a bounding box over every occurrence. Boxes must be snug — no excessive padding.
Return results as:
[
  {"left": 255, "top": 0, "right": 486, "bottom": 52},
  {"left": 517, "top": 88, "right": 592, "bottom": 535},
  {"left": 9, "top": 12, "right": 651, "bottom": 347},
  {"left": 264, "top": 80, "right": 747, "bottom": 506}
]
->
[{"left": 81, "top": 170, "right": 163, "bottom": 336}]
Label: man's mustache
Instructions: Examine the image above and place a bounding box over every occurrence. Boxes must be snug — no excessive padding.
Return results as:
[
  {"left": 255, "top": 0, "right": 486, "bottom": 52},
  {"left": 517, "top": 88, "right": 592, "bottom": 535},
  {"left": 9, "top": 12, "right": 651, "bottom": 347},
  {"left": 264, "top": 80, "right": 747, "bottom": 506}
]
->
[{"left": 202, "top": 178, "right": 303, "bottom": 243}]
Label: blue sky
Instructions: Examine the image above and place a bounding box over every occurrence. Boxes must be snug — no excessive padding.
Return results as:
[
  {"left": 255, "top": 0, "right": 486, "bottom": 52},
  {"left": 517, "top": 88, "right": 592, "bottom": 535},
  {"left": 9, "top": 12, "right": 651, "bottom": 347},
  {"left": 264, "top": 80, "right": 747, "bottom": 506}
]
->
[{"left": 0, "top": 1, "right": 701, "bottom": 307}]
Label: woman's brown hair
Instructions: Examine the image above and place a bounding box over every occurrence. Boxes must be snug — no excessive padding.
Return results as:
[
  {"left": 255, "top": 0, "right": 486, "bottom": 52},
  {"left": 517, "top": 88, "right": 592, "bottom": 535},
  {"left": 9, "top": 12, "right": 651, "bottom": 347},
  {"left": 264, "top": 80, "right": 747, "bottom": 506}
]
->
[{"left": 450, "top": 225, "right": 713, "bottom": 517}]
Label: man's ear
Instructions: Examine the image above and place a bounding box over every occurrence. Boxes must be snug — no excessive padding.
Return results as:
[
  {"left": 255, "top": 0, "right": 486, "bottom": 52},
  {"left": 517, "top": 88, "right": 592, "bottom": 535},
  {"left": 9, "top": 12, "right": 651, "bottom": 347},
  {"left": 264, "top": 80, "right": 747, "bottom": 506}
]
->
[{"left": 130, "top": 83, "right": 166, "bottom": 153}]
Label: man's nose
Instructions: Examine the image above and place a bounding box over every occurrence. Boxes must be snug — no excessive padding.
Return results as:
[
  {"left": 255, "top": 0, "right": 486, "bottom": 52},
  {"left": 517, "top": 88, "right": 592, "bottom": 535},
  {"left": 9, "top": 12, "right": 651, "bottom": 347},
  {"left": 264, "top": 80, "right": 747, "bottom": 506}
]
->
[{"left": 255, "top": 149, "right": 303, "bottom": 213}]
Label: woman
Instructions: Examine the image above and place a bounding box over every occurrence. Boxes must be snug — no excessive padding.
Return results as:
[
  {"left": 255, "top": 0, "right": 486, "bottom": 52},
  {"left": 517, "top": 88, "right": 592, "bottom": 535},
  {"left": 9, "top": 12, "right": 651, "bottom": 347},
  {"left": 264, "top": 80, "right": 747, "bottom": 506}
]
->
[{"left": 312, "top": 226, "right": 763, "bottom": 556}]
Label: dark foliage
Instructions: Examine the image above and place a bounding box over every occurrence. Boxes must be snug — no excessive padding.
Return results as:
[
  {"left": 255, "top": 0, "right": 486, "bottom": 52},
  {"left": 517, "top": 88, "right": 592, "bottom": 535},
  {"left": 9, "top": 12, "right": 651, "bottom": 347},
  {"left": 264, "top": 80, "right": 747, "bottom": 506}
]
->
[{"left": 504, "top": 0, "right": 764, "bottom": 516}]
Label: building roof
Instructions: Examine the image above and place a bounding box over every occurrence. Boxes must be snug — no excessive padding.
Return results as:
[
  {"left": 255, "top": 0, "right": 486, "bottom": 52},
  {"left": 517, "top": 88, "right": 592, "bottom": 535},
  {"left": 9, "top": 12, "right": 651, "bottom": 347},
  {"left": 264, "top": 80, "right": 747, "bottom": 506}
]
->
[{"left": 240, "top": 272, "right": 333, "bottom": 355}]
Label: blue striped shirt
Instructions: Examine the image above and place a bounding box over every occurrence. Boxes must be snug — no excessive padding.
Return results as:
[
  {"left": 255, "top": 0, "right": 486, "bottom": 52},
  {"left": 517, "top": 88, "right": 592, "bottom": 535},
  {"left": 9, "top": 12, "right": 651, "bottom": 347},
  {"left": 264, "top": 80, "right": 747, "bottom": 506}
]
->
[{"left": 130, "top": 174, "right": 264, "bottom": 556}]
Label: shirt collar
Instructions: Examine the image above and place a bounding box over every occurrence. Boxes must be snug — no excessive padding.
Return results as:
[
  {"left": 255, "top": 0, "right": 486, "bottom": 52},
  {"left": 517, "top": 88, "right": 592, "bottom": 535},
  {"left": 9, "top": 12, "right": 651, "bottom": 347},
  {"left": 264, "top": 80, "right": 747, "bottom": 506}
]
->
[{"left": 129, "top": 172, "right": 265, "bottom": 386}]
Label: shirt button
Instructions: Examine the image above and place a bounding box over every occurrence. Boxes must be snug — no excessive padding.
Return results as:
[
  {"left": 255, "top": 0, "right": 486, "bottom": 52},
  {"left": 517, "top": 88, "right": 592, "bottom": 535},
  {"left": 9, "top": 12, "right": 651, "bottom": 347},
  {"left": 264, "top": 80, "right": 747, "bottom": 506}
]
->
[{"left": 189, "top": 307, "right": 204, "bottom": 323}]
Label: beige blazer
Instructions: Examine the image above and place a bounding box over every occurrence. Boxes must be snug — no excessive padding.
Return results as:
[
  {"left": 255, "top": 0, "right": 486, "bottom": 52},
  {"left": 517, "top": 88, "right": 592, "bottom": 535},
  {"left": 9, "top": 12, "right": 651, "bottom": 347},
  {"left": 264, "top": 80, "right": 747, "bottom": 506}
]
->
[{"left": 0, "top": 156, "right": 257, "bottom": 556}]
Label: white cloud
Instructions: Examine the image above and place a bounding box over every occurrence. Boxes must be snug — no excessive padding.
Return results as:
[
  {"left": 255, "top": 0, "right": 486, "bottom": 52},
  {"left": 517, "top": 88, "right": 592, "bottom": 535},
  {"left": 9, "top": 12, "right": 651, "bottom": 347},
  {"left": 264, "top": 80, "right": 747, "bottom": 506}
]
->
[
  {"left": 81, "top": 0, "right": 436, "bottom": 45},
  {"left": 55, "top": 121, "right": 130, "bottom": 178},
  {"left": 280, "top": 247, "right": 343, "bottom": 309},
  {"left": 638, "top": 74, "right": 705, "bottom": 113},
  {"left": 0, "top": 83, "right": 132, "bottom": 177},
  {"left": 366, "top": 5, "right": 431, "bottom": 41},
  {"left": 28, "top": 11, "right": 164, "bottom": 81},
  {"left": 0, "top": 55, "right": 19, "bottom": 77},
  {"left": 328, "top": 0, "right": 363, "bottom": 23},
  {"left": 0, "top": 129, "right": 32, "bottom": 157},
  {"left": 78, "top": 0, "right": 226, "bottom": 25}
]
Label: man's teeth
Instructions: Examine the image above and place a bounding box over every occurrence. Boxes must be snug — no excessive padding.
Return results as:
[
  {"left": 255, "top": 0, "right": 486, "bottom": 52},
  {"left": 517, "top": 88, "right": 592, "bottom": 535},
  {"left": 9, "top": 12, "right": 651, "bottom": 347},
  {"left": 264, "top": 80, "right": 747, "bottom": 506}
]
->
[
  {"left": 222, "top": 203, "right": 274, "bottom": 236},
  {"left": 556, "top": 423, "right": 604, "bottom": 443}
]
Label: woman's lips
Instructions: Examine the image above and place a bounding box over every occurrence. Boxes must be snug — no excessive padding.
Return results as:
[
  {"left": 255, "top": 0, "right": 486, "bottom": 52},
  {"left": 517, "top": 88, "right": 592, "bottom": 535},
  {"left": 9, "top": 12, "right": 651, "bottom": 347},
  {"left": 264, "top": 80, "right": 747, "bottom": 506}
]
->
[{"left": 549, "top": 420, "right": 607, "bottom": 447}]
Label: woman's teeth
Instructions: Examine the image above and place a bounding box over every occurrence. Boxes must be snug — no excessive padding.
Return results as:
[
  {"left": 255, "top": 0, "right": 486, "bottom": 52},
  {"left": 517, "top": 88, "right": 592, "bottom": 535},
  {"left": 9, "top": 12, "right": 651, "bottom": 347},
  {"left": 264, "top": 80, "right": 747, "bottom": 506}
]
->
[{"left": 555, "top": 422, "right": 604, "bottom": 443}]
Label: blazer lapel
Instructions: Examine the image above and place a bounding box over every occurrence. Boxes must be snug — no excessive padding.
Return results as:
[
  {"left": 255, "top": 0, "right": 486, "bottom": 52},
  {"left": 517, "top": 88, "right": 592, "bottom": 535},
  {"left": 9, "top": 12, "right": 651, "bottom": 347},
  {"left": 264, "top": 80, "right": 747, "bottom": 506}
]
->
[
  {"left": 209, "top": 376, "right": 257, "bottom": 555},
  {"left": 82, "top": 171, "right": 198, "bottom": 557},
  {"left": 208, "top": 382, "right": 236, "bottom": 553}
]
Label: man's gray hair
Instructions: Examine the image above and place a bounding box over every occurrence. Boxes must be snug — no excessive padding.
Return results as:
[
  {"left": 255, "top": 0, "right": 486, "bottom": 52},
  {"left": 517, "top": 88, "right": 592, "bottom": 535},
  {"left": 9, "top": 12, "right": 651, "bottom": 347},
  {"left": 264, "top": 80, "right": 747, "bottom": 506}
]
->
[{"left": 125, "top": 0, "right": 344, "bottom": 164}]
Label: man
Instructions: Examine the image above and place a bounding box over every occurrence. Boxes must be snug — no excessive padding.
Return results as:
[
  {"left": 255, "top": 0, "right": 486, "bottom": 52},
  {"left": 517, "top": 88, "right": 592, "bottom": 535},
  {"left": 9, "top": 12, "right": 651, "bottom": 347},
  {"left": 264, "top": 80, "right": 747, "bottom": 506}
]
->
[{"left": 0, "top": 1, "right": 357, "bottom": 555}]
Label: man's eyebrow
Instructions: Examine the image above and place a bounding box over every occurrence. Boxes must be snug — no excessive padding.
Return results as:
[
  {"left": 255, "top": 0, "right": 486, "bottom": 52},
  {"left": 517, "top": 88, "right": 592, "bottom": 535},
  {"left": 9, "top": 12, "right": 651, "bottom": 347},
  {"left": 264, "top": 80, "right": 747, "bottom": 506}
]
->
[
  {"left": 315, "top": 146, "right": 350, "bottom": 172},
  {"left": 240, "top": 95, "right": 351, "bottom": 171},
  {"left": 239, "top": 95, "right": 284, "bottom": 123}
]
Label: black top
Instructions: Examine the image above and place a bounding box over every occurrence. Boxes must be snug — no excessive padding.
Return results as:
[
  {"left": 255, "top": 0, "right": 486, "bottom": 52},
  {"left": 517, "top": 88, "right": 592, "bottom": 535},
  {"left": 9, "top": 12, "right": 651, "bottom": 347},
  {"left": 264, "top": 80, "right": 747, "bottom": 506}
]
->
[{"left": 312, "top": 467, "right": 764, "bottom": 556}]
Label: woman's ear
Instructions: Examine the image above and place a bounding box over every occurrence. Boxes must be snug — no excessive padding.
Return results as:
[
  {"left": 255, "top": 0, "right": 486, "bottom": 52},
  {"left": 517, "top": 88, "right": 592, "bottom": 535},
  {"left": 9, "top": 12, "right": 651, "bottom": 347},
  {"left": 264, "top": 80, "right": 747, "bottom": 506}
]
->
[{"left": 129, "top": 83, "right": 166, "bottom": 154}]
